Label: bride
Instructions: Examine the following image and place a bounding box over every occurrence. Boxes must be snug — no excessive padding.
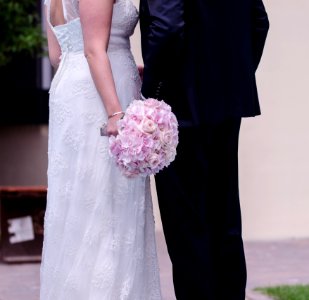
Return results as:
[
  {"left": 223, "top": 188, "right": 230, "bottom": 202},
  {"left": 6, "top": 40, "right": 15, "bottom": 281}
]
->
[{"left": 40, "top": 0, "right": 162, "bottom": 299}]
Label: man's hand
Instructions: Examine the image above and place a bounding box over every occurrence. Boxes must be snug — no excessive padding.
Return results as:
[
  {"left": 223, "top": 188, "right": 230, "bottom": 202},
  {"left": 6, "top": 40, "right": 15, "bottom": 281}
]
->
[{"left": 138, "top": 65, "right": 144, "bottom": 81}]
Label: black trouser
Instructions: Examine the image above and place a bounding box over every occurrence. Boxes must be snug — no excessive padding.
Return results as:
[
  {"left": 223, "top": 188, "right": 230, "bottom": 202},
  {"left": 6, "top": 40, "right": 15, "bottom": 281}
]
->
[{"left": 155, "top": 118, "right": 246, "bottom": 300}]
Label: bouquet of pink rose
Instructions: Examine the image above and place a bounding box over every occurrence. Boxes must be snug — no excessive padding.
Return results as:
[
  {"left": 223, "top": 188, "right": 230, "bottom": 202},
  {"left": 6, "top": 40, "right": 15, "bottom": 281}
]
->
[{"left": 109, "top": 98, "right": 179, "bottom": 178}]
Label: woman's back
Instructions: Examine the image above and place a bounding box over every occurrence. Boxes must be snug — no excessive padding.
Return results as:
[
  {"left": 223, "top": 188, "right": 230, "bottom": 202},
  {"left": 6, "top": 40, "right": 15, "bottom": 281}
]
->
[{"left": 45, "top": 0, "right": 138, "bottom": 53}]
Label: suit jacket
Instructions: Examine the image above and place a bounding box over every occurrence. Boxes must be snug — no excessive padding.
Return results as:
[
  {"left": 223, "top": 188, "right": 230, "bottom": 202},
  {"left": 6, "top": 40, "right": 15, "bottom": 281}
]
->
[{"left": 139, "top": 0, "right": 270, "bottom": 124}]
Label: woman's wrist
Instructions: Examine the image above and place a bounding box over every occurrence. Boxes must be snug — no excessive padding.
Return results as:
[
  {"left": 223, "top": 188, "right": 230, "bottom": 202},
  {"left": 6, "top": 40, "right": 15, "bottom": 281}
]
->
[{"left": 108, "top": 111, "right": 125, "bottom": 119}]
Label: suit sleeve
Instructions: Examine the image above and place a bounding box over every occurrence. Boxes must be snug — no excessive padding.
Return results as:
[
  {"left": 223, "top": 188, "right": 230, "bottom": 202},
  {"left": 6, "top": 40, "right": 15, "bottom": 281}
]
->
[
  {"left": 252, "top": 0, "right": 270, "bottom": 70},
  {"left": 140, "top": 0, "right": 185, "bottom": 98}
]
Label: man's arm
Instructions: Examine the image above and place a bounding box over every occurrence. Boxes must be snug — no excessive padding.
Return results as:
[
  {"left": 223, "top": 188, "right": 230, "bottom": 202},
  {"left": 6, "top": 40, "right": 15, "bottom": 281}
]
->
[
  {"left": 252, "top": 0, "right": 270, "bottom": 70},
  {"left": 140, "top": 0, "right": 184, "bottom": 98}
]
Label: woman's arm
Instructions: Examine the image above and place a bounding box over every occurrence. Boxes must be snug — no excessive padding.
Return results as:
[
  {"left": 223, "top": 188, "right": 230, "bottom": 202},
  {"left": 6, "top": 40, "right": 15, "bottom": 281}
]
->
[
  {"left": 44, "top": 7, "right": 61, "bottom": 69},
  {"left": 79, "top": 0, "right": 122, "bottom": 136}
]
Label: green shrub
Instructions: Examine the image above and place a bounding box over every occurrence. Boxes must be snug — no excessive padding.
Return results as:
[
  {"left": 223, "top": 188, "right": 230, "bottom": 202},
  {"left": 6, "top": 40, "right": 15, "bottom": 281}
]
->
[
  {"left": 0, "top": 0, "right": 46, "bottom": 66},
  {"left": 255, "top": 284, "right": 309, "bottom": 300}
]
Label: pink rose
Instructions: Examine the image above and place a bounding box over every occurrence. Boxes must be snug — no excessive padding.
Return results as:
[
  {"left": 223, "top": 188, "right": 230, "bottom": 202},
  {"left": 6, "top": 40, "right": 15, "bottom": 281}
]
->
[{"left": 142, "top": 118, "right": 157, "bottom": 134}]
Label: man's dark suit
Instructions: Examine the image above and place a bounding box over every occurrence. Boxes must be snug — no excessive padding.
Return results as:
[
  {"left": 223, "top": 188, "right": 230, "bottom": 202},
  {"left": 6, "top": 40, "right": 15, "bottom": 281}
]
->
[{"left": 140, "top": 1, "right": 269, "bottom": 299}]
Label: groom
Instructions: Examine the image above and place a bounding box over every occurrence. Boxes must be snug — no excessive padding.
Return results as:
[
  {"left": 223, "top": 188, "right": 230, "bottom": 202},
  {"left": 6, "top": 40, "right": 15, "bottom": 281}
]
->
[{"left": 140, "top": 0, "right": 269, "bottom": 299}]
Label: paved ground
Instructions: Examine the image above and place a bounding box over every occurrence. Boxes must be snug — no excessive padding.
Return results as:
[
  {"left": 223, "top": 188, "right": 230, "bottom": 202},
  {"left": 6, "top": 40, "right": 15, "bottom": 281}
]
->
[
  {"left": 0, "top": 233, "right": 309, "bottom": 300},
  {"left": 244, "top": 238, "right": 309, "bottom": 300}
]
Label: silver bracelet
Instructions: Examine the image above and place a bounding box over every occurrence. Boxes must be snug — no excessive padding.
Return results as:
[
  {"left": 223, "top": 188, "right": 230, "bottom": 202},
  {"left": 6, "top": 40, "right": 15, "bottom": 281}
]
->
[{"left": 108, "top": 111, "right": 125, "bottom": 119}]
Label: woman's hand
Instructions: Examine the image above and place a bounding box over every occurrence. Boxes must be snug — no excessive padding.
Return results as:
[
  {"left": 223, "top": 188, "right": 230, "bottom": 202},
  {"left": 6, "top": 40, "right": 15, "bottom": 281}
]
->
[
  {"left": 101, "top": 112, "right": 124, "bottom": 137},
  {"left": 106, "top": 114, "right": 123, "bottom": 136}
]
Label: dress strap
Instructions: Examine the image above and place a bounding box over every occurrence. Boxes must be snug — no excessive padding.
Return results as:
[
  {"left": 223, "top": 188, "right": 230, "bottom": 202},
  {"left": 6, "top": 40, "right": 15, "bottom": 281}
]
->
[{"left": 44, "top": 0, "right": 80, "bottom": 28}]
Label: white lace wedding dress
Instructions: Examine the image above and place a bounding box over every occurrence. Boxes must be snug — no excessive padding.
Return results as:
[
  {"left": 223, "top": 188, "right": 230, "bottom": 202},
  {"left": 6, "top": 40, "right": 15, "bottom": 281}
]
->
[{"left": 40, "top": 0, "right": 162, "bottom": 299}]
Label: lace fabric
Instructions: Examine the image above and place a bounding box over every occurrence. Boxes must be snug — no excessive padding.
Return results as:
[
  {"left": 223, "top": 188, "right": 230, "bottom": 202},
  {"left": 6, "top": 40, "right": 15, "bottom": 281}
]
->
[
  {"left": 40, "top": 1, "right": 162, "bottom": 299},
  {"left": 44, "top": 0, "right": 79, "bottom": 24}
]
